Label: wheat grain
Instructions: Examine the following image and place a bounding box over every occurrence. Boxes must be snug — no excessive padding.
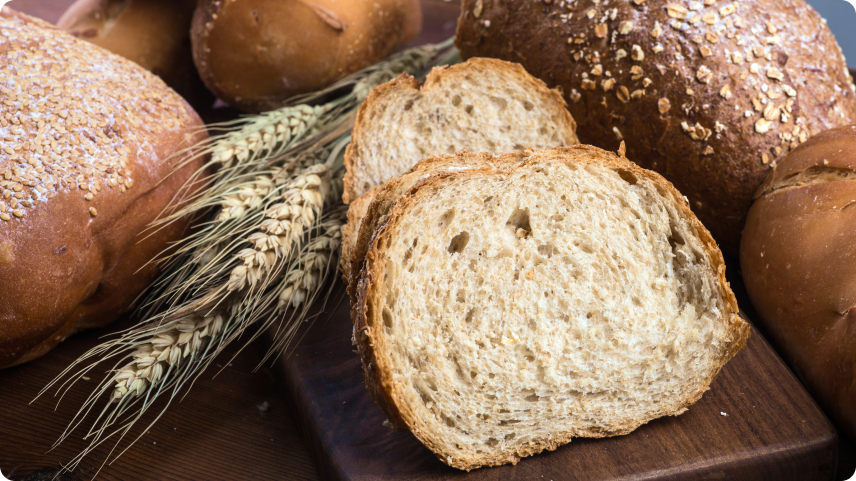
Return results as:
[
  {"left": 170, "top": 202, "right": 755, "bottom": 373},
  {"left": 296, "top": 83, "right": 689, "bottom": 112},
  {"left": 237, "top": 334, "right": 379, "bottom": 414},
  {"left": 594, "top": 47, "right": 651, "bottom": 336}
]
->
[{"left": 278, "top": 212, "right": 344, "bottom": 309}]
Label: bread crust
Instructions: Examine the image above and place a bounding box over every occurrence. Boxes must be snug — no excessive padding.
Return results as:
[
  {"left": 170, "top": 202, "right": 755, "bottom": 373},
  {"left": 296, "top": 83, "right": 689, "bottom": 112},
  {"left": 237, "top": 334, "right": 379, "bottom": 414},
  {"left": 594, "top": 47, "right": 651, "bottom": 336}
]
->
[
  {"left": 190, "top": 0, "right": 419, "bottom": 113},
  {"left": 740, "top": 125, "right": 856, "bottom": 440},
  {"left": 354, "top": 146, "right": 749, "bottom": 470},
  {"left": 342, "top": 57, "right": 578, "bottom": 204},
  {"left": 0, "top": 9, "right": 209, "bottom": 368},
  {"left": 57, "top": 0, "right": 212, "bottom": 109},
  {"left": 455, "top": 0, "right": 856, "bottom": 256}
]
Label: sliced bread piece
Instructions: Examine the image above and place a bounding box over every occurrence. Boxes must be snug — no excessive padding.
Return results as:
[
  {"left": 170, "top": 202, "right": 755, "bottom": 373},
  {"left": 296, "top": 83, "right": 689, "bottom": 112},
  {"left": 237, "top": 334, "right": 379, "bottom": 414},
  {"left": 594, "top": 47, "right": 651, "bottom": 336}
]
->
[
  {"left": 341, "top": 57, "right": 578, "bottom": 204},
  {"left": 342, "top": 153, "right": 522, "bottom": 292},
  {"left": 354, "top": 146, "right": 749, "bottom": 471}
]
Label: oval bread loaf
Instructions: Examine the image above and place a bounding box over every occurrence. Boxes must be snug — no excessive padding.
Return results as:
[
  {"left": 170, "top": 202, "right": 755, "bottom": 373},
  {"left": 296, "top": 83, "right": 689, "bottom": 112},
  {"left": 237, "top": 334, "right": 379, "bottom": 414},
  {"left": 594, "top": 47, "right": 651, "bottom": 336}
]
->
[
  {"left": 741, "top": 125, "right": 856, "bottom": 440},
  {"left": 354, "top": 146, "right": 749, "bottom": 470},
  {"left": 57, "top": 0, "right": 213, "bottom": 109},
  {"left": 191, "top": 0, "right": 422, "bottom": 113},
  {"left": 0, "top": 9, "right": 208, "bottom": 368},
  {"left": 455, "top": 0, "right": 856, "bottom": 256}
]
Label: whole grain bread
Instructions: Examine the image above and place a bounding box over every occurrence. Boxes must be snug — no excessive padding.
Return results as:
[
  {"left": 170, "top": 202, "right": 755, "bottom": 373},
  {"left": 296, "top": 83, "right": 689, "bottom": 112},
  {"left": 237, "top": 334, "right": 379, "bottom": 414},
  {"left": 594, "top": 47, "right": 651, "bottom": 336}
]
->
[
  {"left": 455, "top": 0, "right": 856, "bottom": 256},
  {"left": 0, "top": 8, "right": 208, "bottom": 368},
  {"left": 340, "top": 58, "right": 579, "bottom": 283},
  {"left": 354, "top": 147, "right": 749, "bottom": 470},
  {"left": 342, "top": 57, "right": 579, "bottom": 204}
]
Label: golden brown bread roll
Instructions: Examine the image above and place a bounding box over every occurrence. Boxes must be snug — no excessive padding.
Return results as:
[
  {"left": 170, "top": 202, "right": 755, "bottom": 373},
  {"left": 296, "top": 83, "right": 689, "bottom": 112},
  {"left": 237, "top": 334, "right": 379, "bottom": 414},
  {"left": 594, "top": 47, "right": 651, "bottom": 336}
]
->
[
  {"left": 190, "top": 0, "right": 423, "bottom": 113},
  {"left": 0, "top": 8, "right": 209, "bottom": 369},
  {"left": 455, "top": 0, "right": 856, "bottom": 256},
  {"left": 741, "top": 125, "right": 856, "bottom": 440},
  {"left": 56, "top": 0, "right": 214, "bottom": 109}
]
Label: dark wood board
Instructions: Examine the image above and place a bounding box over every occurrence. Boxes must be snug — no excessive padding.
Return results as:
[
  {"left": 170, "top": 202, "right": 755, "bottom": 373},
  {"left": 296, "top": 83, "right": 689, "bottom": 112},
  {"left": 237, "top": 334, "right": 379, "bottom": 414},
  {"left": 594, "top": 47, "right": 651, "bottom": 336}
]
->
[{"left": 270, "top": 268, "right": 840, "bottom": 481}]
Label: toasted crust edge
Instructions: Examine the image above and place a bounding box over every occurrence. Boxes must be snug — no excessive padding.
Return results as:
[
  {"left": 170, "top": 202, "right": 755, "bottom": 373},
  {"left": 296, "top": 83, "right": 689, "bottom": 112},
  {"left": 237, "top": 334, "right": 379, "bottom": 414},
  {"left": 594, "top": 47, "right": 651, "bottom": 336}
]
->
[{"left": 353, "top": 146, "right": 749, "bottom": 470}]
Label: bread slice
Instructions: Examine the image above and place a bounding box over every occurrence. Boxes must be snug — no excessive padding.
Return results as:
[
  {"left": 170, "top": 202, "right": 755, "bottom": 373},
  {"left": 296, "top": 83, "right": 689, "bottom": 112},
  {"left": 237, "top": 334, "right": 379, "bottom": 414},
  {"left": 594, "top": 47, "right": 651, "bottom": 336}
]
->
[
  {"left": 354, "top": 146, "right": 749, "bottom": 470},
  {"left": 340, "top": 58, "right": 578, "bottom": 283},
  {"left": 342, "top": 153, "right": 522, "bottom": 291},
  {"left": 341, "top": 57, "right": 578, "bottom": 204}
]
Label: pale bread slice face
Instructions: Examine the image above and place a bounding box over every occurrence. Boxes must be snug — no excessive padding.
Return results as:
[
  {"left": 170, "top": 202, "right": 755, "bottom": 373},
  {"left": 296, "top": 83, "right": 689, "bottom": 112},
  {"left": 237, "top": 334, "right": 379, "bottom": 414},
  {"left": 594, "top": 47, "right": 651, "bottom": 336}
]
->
[
  {"left": 354, "top": 147, "right": 749, "bottom": 471},
  {"left": 341, "top": 57, "right": 578, "bottom": 204}
]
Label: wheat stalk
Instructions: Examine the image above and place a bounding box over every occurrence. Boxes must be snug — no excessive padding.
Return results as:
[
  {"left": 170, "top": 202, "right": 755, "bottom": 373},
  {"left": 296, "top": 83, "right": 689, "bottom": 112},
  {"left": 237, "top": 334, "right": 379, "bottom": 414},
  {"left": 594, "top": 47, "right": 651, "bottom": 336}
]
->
[{"left": 37, "top": 38, "right": 458, "bottom": 475}]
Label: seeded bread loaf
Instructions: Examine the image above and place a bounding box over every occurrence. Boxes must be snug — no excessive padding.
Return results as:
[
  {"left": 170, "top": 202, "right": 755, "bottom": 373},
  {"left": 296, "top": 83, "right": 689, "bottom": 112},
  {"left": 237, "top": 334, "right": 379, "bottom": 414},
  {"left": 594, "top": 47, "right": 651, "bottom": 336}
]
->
[
  {"left": 455, "top": 0, "right": 856, "bottom": 256},
  {"left": 0, "top": 9, "right": 208, "bottom": 368},
  {"left": 354, "top": 146, "right": 749, "bottom": 469},
  {"left": 57, "top": 0, "right": 213, "bottom": 109},
  {"left": 741, "top": 125, "right": 856, "bottom": 440},
  {"left": 191, "top": 0, "right": 422, "bottom": 113},
  {"left": 340, "top": 58, "right": 579, "bottom": 283}
]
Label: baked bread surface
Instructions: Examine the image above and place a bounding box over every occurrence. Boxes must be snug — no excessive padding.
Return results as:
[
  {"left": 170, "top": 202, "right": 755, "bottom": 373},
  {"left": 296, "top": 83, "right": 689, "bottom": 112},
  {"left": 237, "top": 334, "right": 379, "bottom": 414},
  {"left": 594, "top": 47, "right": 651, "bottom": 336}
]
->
[
  {"left": 355, "top": 147, "right": 749, "bottom": 470},
  {"left": 455, "top": 0, "right": 856, "bottom": 255},
  {"left": 741, "top": 125, "right": 856, "bottom": 440},
  {"left": 0, "top": 9, "right": 208, "bottom": 368}
]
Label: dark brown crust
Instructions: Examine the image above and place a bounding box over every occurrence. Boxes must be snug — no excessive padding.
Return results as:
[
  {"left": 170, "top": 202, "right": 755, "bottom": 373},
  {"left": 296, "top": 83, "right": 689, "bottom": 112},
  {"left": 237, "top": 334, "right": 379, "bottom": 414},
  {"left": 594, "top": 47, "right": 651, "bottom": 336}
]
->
[
  {"left": 0, "top": 10, "right": 209, "bottom": 368},
  {"left": 342, "top": 57, "right": 578, "bottom": 204},
  {"left": 455, "top": 0, "right": 856, "bottom": 256},
  {"left": 191, "top": 0, "right": 417, "bottom": 113},
  {"left": 355, "top": 146, "right": 749, "bottom": 470},
  {"left": 740, "top": 125, "right": 856, "bottom": 440}
]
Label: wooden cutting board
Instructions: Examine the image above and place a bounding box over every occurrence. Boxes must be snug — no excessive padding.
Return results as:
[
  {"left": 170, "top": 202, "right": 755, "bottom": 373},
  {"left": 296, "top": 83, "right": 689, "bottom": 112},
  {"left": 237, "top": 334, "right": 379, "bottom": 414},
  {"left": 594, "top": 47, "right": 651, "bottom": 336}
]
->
[{"left": 269, "top": 275, "right": 838, "bottom": 481}]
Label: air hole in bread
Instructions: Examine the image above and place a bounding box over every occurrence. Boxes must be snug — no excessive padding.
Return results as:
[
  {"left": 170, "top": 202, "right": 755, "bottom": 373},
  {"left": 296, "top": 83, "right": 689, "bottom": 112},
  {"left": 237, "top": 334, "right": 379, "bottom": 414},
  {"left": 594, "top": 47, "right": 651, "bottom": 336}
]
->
[
  {"left": 382, "top": 307, "right": 393, "bottom": 329},
  {"left": 513, "top": 144, "right": 525, "bottom": 151},
  {"left": 486, "top": 438, "right": 499, "bottom": 447},
  {"left": 538, "top": 126, "right": 548, "bottom": 135},
  {"left": 456, "top": 290, "right": 466, "bottom": 303},
  {"left": 504, "top": 433, "right": 516, "bottom": 440},
  {"left": 436, "top": 209, "right": 455, "bottom": 233},
  {"left": 615, "top": 168, "right": 638, "bottom": 185},
  {"left": 537, "top": 244, "right": 555, "bottom": 257},
  {"left": 448, "top": 231, "right": 470, "bottom": 254},
  {"left": 451, "top": 94, "right": 462, "bottom": 107},
  {"left": 506, "top": 207, "right": 532, "bottom": 237},
  {"left": 524, "top": 392, "right": 539, "bottom": 402},
  {"left": 523, "top": 100, "right": 534, "bottom": 111},
  {"left": 465, "top": 309, "right": 475, "bottom": 323},
  {"left": 464, "top": 105, "right": 474, "bottom": 115},
  {"left": 447, "top": 145, "right": 456, "bottom": 153},
  {"left": 490, "top": 96, "right": 508, "bottom": 110},
  {"left": 483, "top": 196, "right": 494, "bottom": 203},
  {"left": 404, "top": 99, "right": 414, "bottom": 111}
]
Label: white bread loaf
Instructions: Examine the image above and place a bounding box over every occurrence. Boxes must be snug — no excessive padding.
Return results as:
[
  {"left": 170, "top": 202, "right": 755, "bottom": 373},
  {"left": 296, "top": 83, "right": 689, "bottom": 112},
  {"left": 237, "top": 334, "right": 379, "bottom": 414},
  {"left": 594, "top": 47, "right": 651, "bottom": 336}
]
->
[
  {"left": 341, "top": 57, "right": 579, "bottom": 282},
  {"left": 353, "top": 147, "right": 749, "bottom": 470}
]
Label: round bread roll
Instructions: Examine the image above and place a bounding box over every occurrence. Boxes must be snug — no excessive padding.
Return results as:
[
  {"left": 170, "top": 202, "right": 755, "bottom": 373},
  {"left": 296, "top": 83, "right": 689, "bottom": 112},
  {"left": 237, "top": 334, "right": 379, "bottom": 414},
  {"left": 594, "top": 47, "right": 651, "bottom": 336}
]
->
[
  {"left": 190, "top": 0, "right": 423, "bottom": 113},
  {"left": 455, "top": 0, "right": 856, "bottom": 256},
  {"left": 741, "top": 125, "right": 856, "bottom": 440},
  {"left": 56, "top": 0, "right": 214, "bottom": 109},
  {"left": 0, "top": 8, "right": 209, "bottom": 369}
]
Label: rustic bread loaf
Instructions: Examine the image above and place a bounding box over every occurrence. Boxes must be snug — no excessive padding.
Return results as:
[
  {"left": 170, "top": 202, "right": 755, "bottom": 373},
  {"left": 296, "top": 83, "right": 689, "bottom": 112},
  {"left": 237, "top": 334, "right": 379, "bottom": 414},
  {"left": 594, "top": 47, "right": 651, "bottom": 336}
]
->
[
  {"left": 741, "top": 125, "right": 856, "bottom": 440},
  {"left": 190, "top": 0, "right": 422, "bottom": 113},
  {"left": 57, "top": 0, "right": 213, "bottom": 109},
  {"left": 0, "top": 8, "right": 208, "bottom": 368},
  {"left": 455, "top": 0, "right": 856, "bottom": 256},
  {"left": 354, "top": 147, "right": 749, "bottom": 470},
  {"left": 343, "top": 58, "right": 579, "bottom": 203}
]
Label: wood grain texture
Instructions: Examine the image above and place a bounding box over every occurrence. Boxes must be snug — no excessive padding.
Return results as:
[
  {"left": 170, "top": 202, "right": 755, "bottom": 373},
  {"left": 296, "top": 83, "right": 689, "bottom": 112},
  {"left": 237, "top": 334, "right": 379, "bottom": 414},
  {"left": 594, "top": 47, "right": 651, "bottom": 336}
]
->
[
  {"left": 0, "top": 315, "right": 320, "bottom": 481},
  {"left": 271, "top": 267, "right": 839, "bottom": 481}
]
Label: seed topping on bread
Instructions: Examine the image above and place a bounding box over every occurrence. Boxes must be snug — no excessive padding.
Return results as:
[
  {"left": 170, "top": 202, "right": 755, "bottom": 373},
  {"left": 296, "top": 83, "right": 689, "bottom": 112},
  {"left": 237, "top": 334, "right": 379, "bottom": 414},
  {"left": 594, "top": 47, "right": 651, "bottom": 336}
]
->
[
  {"left": 512, "top": 0, "right": 854, "bottom": 168},
  {"left": 0, "top": 10, "right": 194, "bottom": 221}
]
